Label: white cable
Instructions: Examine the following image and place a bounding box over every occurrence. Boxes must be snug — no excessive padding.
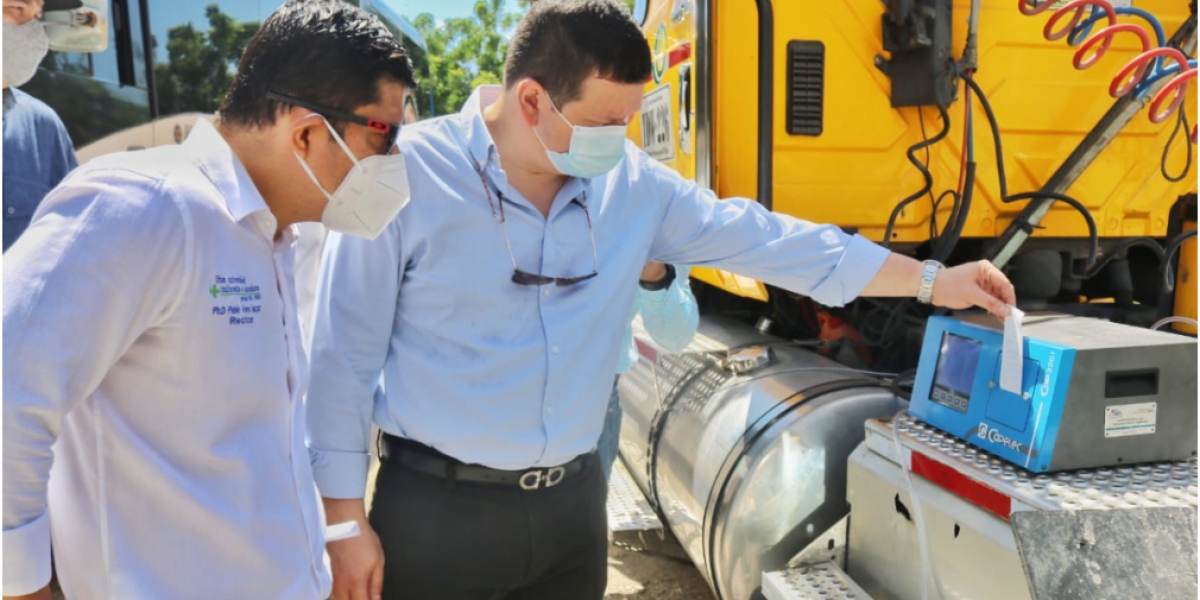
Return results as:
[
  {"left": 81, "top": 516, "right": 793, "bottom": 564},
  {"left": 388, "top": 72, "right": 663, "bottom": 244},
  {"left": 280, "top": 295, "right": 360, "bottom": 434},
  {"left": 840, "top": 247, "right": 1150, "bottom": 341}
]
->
[
  {"left": 1151, "top": 316, "right": 1199, "bottom": 331},
  {"left": 890, "top": 409, "right": 946, "bottom": 600}
]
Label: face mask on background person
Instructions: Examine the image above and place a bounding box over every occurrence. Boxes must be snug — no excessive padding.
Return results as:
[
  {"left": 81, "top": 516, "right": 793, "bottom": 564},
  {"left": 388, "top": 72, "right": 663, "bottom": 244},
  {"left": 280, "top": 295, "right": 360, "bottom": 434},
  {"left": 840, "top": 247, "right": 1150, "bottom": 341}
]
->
[
  {"left": 534, "top": 97, "right": 628, "bottom": 179},
  {"left": 293, "top": 116, "right": 411, "bottom": 240},
  {"left": 3, "top": 19, "right": 50, "bottom": 88}
]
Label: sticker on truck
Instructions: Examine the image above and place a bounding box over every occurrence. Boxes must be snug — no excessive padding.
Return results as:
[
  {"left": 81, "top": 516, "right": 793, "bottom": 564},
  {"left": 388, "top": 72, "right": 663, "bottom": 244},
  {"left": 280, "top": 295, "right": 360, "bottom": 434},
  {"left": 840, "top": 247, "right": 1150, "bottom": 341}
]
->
[{"left": 640, "top": 84, "right": 676, "bottom": 163}]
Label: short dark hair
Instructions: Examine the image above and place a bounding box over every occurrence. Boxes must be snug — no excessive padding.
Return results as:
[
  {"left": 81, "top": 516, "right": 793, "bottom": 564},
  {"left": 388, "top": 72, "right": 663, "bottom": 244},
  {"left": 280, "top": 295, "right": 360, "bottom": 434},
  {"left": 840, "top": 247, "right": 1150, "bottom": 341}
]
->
[
  {"left": 219, "top": 0, "right": 416, "bottom": 131},
  {"left": 504, "top": 0, "right": 651, "bottom": 106}
]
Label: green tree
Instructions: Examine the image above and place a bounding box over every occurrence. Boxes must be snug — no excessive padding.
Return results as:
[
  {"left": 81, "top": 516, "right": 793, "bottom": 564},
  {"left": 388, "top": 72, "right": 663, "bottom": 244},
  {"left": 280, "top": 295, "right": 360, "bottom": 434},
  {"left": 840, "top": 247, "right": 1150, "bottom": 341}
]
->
[
  {"left": 153, "top": 5, "right": 259, "bottom": 116},
  {"left": 411, "top": 0, "right": 521, "bottom": 118}
]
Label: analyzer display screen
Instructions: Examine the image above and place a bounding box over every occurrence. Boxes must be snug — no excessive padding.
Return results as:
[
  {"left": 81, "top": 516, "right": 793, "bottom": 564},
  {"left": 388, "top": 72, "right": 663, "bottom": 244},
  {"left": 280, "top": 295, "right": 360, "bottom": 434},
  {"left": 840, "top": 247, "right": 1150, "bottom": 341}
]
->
[{"left": 931, "top": 333, "right": 982, "bottom": 413}]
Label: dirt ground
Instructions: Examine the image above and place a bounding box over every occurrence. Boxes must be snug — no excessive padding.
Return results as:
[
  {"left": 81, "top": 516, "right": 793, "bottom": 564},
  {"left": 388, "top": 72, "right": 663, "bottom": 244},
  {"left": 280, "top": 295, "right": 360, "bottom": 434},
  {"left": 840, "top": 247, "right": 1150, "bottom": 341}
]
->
[{"left": 605, "top": 529, "right": 715, "bottom": 600}]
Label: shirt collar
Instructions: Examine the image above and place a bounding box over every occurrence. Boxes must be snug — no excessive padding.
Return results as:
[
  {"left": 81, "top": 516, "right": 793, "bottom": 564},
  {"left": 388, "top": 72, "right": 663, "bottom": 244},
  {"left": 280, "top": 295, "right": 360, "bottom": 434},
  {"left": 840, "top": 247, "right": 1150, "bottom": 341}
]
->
[
  {"left": 459, "top": 85, "right": 589, "bottom": 214},
  {"left": 461, "top": 85, "right": 503, "bottom": 169},
  {"left": 186, "top": 119, "right": 274, "bottom": 229}
]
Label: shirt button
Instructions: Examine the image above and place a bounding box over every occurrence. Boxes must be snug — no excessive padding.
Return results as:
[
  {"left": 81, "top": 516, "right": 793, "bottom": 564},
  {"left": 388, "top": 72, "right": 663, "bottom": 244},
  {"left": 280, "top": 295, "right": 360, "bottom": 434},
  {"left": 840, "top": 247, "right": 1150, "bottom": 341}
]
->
[
  {"left": 543, "top": 288, "right": 551, "bottom": 297},
  {"left": 551, "top": 345, "right": 560, "bottom": 354},
  {"left": 546, "top": 407, "right": 555, "bottom": 415},
  {"left": 6, "top": 207, "right": 14, "bottom": 215}
]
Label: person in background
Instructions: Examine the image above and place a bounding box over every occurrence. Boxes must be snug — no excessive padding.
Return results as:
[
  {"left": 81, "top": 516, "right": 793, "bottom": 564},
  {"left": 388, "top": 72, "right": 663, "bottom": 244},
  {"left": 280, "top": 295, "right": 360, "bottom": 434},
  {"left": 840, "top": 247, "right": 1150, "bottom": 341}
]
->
[
  {"left": 3, "top": 0, "right": 78, "bottom": 252},
  {"left": 600, "top": 261, "right": 698, "bottom": 483},
  {"left": 1, "top": 1, "right": 415, "bottom": 598}
]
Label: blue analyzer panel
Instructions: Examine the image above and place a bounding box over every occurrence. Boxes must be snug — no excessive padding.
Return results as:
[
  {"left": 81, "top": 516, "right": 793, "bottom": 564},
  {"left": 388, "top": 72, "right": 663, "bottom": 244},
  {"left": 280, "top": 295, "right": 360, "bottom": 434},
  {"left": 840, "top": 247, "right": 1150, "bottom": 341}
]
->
[{"left": 909, "top": 316, "right": 1077, "bottom": 472}]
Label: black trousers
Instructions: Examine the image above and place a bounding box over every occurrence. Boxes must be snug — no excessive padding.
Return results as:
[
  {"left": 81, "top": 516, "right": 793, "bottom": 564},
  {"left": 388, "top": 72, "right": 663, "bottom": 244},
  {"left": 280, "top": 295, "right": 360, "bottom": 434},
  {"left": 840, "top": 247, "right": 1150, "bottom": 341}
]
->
[{"left": 369, "top": 450, "right": 608, "bottom": 600}]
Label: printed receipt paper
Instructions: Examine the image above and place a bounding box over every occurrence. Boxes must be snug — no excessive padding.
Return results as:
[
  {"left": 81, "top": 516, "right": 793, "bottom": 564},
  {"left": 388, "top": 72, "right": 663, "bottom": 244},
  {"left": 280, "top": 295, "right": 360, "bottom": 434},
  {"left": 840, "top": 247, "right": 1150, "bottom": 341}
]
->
[{"left": 1000, "top": 306, "right": 1026, "bottom": 395}]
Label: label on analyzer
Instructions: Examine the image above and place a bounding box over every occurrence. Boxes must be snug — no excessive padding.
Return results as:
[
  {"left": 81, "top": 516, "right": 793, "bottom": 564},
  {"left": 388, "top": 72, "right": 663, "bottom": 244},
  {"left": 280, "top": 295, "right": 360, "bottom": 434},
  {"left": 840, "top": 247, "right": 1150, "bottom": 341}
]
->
[{"left": 1104, "top": 403, "right": 1157, "bottom": 438}]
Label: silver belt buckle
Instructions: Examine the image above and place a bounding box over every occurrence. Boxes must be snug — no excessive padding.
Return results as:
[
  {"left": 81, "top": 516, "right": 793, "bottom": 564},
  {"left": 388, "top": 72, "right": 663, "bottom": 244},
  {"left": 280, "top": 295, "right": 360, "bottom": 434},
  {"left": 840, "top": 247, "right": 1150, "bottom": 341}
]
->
[{"left": 519, "top": 466, "right": 566, "bottom": 490}]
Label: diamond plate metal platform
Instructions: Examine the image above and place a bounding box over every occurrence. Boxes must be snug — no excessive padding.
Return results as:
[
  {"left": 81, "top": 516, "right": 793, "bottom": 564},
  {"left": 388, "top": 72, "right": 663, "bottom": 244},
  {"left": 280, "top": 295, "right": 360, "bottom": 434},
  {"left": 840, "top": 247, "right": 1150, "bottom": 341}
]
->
[
  {"left": 866, "top": 416, "right": 1198, "bottom": 512},
  {"left": 607, "top": 458, "right": 662, "bottom": 531},
  {"left": 763, "top": 562, "right": 874, "bottom": 600}
]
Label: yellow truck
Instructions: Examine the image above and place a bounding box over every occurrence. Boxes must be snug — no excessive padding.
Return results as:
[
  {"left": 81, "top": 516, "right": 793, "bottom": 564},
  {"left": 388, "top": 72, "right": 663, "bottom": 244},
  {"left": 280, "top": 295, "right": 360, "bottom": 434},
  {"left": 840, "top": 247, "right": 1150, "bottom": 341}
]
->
[
  {"left": 613, "top": 3, "right": 1198, "bottom": 599},
  {"left": 626, "top": 0, "right": 1196, "bottom": 345}
]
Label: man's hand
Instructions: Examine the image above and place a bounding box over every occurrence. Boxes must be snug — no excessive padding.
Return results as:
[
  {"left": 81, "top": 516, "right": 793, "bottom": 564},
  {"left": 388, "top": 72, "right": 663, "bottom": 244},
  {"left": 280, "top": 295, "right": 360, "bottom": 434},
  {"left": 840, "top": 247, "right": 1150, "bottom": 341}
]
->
[
  {"left": 862, "top": 255, "right": 1015, "bottom": 319},
  {"left": 4, "top": 585, "right": 52, "bottom": 600},
  {"left": 931, "top": 260, "right": 1016, "bottom": 319},
  {"left": 640, "top": 261, "right": 668, "bottom": 283},
  {"left": 324, "top": 498, "right": 384, "bottom": 600}
]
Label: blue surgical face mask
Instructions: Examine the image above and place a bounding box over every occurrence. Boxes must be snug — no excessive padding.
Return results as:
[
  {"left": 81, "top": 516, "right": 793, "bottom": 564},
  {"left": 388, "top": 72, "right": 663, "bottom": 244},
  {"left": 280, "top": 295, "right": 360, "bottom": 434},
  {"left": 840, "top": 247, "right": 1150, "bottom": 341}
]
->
[{"left": 534, "top": 100, "right": 628, "bottom": 179}]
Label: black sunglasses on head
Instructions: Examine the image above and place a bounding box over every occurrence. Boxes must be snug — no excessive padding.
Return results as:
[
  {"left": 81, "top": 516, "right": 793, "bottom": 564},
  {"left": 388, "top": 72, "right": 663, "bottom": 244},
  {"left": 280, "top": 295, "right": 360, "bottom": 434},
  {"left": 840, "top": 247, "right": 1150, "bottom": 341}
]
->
[
  {"left": 471, "top": 157, "right": 599, "bottom": 287},
  {"left": 266, "top": 91, "right": 401, "bottom": 151}
]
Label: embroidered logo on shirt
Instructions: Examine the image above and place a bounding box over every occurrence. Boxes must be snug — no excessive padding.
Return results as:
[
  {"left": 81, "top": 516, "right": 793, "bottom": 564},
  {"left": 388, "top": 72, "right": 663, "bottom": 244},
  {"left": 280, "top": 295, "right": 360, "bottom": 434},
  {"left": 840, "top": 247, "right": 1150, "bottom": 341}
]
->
[{"left": 209, "top": 275, "right": 262, "bottom": 325}]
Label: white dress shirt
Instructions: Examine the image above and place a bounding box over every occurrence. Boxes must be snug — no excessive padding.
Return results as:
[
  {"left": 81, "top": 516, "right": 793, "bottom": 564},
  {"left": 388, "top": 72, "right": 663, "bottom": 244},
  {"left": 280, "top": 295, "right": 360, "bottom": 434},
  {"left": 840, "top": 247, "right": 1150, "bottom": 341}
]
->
[
  {"left": 3, "top": 120, "right": 331, "bottom": 599},
  {"left": 293, "top": 221, "right": 328, "bottom": 351}
]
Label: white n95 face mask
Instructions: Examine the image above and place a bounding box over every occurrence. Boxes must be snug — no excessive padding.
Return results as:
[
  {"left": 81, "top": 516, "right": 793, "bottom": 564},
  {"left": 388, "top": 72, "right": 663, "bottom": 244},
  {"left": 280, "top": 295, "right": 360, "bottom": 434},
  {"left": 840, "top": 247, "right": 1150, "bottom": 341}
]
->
[
  {"left": 294, "top": 117, "right": 411, "bottom": 240},
  {"left": 3, "top": 20, "right": 50, "bottom": 88}
]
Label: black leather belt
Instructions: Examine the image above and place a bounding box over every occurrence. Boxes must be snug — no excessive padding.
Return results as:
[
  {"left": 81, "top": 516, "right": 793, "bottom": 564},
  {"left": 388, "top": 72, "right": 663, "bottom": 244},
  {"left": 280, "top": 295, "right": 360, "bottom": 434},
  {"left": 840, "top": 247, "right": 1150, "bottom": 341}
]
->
[{"left": 378, "top": 433, "right": 593, "bottom": 490}]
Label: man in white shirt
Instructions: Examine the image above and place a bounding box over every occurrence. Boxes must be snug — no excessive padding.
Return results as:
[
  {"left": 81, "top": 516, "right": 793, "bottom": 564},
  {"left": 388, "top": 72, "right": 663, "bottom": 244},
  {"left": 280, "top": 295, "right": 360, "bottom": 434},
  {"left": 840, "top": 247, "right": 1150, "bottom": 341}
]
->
[{"left": 2, "top": 1, "right": 414, "bottom": 599}]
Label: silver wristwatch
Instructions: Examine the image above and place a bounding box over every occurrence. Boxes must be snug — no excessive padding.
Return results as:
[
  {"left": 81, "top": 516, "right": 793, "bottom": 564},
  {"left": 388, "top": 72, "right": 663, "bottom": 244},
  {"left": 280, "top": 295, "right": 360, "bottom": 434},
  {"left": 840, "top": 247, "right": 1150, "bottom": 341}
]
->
[{"left": 916, "top": 260, "right": 942, "bottom": 305}]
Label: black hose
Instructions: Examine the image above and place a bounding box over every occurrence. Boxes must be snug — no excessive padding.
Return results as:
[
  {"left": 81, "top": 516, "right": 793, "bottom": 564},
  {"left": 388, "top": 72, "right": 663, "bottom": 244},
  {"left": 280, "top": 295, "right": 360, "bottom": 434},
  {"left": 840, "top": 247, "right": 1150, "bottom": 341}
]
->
[
  {"left": 1087, "top": 237, "right": 1165, "bottom": 278},
  {"left": 962, "top": 72, "right": 1008, "bottom": 200},
  {"left": 920, "top": 110, "right": 943, "bottom": 240},
  {"left": 1001, "top": 191, "right": 1100, "bottom": 270},
  {"left": 932, "top": 162, "right": 976, "bottom": 262},
  {"left": 1161, "top": 228, "right": 1198, "bottom": 292},
  {"left": 884, "top": 104, "right": 952, "bottom": 248},
  {"left": 1162, "top": 108, "right": 1193, "bottom": 183},
  {"left": 930, "top": 189, "right": 958, "bottom": 240},
  {"left": 963, "top": 72, "right": 1100, "bottom": 271}
]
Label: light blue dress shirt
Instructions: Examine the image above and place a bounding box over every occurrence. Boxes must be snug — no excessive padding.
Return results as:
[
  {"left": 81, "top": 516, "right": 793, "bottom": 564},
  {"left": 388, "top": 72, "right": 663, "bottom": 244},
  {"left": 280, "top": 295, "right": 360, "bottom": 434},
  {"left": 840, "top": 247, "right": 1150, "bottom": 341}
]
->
[
  {"left": 3, "top": 88, "right": 77, "bottom": 252},
  {"left": 306, "top": 86, "right": 891, "bottom": 499},
  {"left": 617, "top": 265, "right": 698, "bottom": 373}
]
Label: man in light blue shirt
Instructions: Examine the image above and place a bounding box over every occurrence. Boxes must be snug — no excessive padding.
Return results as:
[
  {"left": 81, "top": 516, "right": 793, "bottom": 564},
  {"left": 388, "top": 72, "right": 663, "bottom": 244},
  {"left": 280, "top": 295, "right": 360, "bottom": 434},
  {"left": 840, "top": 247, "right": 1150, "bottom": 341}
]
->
[
  {"left": 308, "top": 2, "right": 1015, "bottom": 599},
  {"left": 3, "top": 0, "right": 79, "bottom": 252},
  {"left": 2, "top": 87, "right": 75, "bottom": 252}
]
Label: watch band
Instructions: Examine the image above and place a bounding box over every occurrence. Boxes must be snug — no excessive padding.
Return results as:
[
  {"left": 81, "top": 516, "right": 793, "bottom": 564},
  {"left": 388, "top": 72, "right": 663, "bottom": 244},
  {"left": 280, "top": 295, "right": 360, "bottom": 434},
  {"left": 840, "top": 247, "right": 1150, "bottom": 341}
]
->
[
  {"left": 917, "top": 260, "right": 942, "bottom": 305},
  {"left": 639, "top": 263, "right": 676, "bottom": 291}
]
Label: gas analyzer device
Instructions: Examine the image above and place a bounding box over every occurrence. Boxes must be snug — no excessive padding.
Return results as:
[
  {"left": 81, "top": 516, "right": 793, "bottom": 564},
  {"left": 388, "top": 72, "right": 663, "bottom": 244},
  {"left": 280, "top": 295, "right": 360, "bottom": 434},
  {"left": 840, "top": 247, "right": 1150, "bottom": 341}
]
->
[{"left": 909, "top": 314, "right": 1197, "bottom": 473}]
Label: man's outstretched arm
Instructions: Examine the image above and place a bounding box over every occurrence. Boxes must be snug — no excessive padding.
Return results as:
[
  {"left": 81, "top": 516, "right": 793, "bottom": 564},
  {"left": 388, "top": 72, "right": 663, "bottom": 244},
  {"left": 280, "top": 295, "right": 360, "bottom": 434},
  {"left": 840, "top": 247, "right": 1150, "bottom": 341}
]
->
[
  {"left": 860, "top": 253, "right": 1015, "bottom": 318},
  {"left": 640, "top": 152, "right": 1014, "bottom": 318}
]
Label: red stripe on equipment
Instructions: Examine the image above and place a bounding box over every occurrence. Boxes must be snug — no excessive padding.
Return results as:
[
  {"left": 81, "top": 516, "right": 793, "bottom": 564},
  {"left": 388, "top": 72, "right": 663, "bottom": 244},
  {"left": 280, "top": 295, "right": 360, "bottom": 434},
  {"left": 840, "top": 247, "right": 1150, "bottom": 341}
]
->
[{"left": 910, "top": 451, "right": 1013, "bottom": 520}]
